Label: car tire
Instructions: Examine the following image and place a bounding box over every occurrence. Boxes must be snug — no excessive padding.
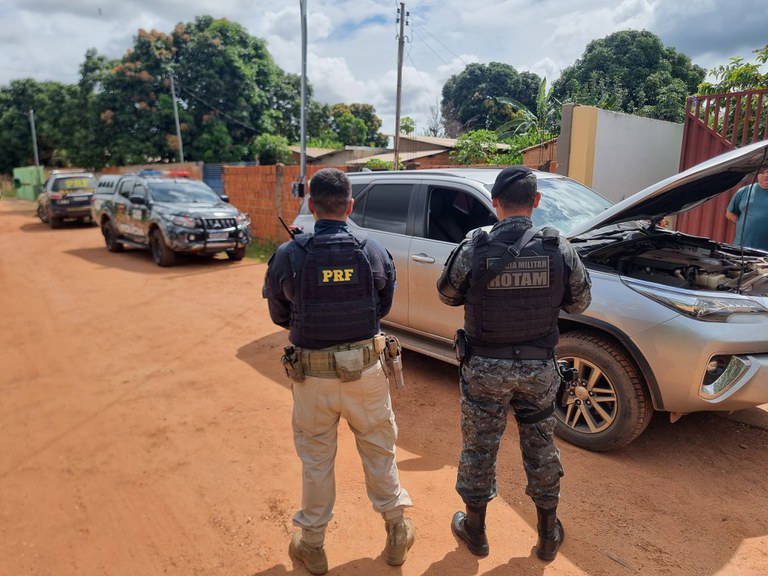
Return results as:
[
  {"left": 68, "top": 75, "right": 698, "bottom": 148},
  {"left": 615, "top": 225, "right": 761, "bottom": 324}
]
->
[
  {"left": 226, "top": 246, "right": 246, "bottom": 261},
  {"left": 554, "top": 330, "right": 653, "bottom": 452},
  {"left": 102, "top": 221, "right": 124, "bottom": 252},
  {"left": 150, "top": 229, "right": 175, "bottom": 267},
  {"left": 37, "top": 204, "right": 49, "bottom": 224}
]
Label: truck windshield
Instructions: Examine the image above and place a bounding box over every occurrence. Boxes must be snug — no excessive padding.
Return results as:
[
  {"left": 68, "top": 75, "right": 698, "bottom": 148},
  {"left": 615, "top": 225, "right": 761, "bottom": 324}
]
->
[{"left": 149, "top": 181, "right": 221, "bottom": 203}]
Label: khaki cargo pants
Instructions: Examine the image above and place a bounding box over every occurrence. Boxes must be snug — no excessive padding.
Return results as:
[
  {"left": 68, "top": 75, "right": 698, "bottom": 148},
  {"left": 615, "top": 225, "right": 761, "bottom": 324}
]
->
[{"left": 290, "top": 360, "right": 412, "bottom": 546}]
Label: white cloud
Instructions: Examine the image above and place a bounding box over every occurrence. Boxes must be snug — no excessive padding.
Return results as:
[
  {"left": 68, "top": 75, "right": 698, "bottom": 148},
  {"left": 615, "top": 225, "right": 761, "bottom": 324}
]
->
[{"left": 1, "top": 0, "right": 766, "bottom": 140}]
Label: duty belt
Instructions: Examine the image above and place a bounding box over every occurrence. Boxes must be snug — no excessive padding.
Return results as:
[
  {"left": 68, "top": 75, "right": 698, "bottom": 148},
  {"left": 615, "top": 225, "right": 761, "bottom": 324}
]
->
[
  {"left": 469, "top": 342, "right": 553, "bottom": 360},
  {"left": 299, "top": 337, "right": 381, "bottom": 378}
]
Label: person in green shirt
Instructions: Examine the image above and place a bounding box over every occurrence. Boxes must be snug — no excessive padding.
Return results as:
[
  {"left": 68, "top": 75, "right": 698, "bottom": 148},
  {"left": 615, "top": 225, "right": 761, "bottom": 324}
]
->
[{"left": 726, "top": 166, "right": 768, "bottom": 251}]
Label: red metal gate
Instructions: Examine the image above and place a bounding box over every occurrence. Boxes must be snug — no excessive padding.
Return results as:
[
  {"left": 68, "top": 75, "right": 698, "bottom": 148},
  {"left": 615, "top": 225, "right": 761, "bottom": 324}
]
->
[{"left": 676, "top": 89, "right": 768, "bottom": 242}]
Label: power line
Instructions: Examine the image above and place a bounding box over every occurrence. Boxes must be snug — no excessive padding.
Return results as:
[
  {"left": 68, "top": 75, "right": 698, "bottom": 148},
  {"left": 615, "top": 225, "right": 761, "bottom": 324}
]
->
[
  {"left": 176, "top": 84, "right": 257, "bottom": 133},
  {"left": 411, "top": 21, "right": 469, "bottom": 68}
]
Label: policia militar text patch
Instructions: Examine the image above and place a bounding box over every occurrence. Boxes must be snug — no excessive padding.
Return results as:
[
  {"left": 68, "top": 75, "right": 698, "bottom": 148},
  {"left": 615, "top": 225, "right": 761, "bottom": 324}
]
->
[{"left": 486, "top": 256, "right": 550, "bottom": 289}]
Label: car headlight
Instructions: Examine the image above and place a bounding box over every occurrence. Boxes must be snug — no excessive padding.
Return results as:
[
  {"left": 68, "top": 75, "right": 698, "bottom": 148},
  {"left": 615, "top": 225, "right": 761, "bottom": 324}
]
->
[
  {"left": 236, "top": 213, "right": 250, "bottom": 226},
  {"left": 171, "top": 215, "right": 197, "bottom": 228},
  {"left": 624, "top": 278, "right": 768, "bottom": 321}
]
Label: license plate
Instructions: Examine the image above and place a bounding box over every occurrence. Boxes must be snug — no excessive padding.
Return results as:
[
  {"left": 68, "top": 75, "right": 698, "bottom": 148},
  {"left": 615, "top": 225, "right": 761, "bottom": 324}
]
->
[{"left": 208, "top": 232, "right": 229, "bottom": 241}]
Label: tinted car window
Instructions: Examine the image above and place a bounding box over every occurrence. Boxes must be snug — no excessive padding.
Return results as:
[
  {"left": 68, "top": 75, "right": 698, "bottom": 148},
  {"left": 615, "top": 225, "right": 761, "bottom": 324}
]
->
[
  {"left": 148, "top": 181, "right": 221, "bottom": 203},
  {"left": 427, "top": 187, "right": 496, "bottom": 243},
  {"left": 117, "top": 178, "right": 134, "bottom": 198},
  {"left": 351, "top": 183, "right": 411, "bottom": 234},
  {"left": 51, "top": 176, "right": 97, "bottom": 192}
]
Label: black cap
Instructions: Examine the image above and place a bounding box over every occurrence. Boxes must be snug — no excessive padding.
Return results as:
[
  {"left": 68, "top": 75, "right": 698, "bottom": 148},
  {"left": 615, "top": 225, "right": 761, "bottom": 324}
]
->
[{"left": 491, "top": 165, "right": 533, "bottom": 198}]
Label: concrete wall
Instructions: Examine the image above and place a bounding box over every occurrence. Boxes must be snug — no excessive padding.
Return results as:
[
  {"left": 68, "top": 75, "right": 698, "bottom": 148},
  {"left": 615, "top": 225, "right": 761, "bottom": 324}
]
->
[{"left": 563, "top": 105, "right": 683, "bottom": 203}]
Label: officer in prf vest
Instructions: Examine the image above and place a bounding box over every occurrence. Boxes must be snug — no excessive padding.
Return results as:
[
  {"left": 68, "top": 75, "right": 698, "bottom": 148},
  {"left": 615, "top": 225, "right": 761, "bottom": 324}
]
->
[
  {"left": 437, "top": 165, "right": 592, "bottom": 563},
  {"left": 263, "top": 168, "right": 414, "bottom": 575}
]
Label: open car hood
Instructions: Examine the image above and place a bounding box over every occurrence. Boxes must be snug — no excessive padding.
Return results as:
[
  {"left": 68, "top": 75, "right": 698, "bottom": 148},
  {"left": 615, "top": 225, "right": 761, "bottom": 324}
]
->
[{"left": 567, "top": 139, "right": 768, "bottom": 238}]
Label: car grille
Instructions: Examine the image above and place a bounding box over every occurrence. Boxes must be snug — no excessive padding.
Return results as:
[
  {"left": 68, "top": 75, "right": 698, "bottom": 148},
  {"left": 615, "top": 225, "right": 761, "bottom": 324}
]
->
[{"left": 203, "top": 218, "right": 236, "bottom": 229}]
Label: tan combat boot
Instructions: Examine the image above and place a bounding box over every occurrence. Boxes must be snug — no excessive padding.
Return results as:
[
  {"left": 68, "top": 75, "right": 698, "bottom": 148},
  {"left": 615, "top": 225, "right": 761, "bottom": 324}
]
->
[
  {"left": 289, "top": 532, "right": 328, "bottom": 575},
  {"left": 384, "top": 517, "right": 415, "bottom": 566}
]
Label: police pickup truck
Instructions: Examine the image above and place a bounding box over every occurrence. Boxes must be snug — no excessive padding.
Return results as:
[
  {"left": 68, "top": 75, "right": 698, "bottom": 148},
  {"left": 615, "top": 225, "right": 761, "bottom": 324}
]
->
[{"left": 92, "top": 171, "right": 251, "bottom": 267}]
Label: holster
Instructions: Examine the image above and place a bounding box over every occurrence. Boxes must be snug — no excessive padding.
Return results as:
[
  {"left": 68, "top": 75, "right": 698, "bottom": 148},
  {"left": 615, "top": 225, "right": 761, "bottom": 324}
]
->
[
  {"left": 453, "top": 329, "right": 469, "bottom": 363},
  {"left": 281, "top": 345, "right": 305, "bottom": 382},
  {"left": 556, "top": 359, "right": 578, "bottom": 406}
]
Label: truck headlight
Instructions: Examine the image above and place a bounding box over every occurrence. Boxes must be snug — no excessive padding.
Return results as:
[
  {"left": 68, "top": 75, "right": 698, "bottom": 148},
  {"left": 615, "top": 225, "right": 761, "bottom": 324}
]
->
[
  {"left": 171, "top": 215, "right": 197, "bottom": 228},
  {"left": 624, "top": 279, "right": 768, "bottom": 321}
]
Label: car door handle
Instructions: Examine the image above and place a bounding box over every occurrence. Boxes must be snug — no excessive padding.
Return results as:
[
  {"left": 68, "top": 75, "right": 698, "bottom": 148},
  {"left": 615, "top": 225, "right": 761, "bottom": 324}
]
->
[{"left": 411, "top": 253, "right": 436, "bottom": 264}]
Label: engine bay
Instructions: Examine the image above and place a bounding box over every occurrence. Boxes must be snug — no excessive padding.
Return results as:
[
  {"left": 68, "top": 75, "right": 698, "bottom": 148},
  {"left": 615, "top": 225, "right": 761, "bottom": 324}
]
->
[{"left": 583, "top": 233, "right": 768, "bottom": 296}]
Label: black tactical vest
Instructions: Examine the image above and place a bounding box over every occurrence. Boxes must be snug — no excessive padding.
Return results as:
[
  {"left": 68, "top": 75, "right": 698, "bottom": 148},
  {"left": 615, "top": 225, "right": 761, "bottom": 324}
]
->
[
  {"left": 464, "top": 227, "right": 565, "bottom": 347},
  {"left": 290, "top": 231, "right": 378, "bottom": 346}
]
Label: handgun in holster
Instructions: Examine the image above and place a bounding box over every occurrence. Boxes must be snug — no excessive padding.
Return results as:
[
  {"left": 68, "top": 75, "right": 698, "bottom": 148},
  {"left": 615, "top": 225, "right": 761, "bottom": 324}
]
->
[
  {"left": 382, "top": 335, "right": 405, "bottom": 389},
  {"left": 281, "top": 345, "right": 305, "bottom": 382},
  {"left": 453, "top": 329, "right": 469, "bottom": 363},
  {"left": 556, "top": 359, "right": 577, "bottom": 406}
]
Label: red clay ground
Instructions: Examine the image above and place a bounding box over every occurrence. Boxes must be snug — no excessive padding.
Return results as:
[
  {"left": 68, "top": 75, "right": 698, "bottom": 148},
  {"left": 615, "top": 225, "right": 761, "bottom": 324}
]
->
[{"left": 1, "top": 197, "right": 767, "bottom": 576}]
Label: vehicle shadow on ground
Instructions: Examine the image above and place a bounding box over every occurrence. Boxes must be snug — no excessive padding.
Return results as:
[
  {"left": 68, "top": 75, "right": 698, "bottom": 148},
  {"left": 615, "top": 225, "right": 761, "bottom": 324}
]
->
[
  {"left": 237, "top": 339, "right": 768, "bottom": 575},
  {"left": 64, "top": 245, "right": 261, "bottom": 275},
  {"left": 18, "top": 220, "right": 94, "bottom": 233}
]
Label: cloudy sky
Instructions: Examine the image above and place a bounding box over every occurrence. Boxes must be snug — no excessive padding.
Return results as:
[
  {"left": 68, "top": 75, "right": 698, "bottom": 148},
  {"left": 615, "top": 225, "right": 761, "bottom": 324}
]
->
[{"left": 2, "top": 0, "right": 766, "bottom": 136}]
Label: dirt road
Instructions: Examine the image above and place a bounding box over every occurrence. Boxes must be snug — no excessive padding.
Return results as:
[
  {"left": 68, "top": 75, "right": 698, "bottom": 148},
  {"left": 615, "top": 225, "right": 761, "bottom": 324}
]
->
[{"left": 1, "top": 198, "right": 767, "bottom": 576}]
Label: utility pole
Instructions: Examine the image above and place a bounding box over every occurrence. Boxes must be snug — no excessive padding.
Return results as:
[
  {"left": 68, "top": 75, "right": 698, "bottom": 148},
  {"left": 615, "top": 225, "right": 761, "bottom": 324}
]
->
[
  {"left": 28, "top": 108, "right": 41, "bottom": 196},
  {"left": 169, "top": 73, "right": 185, "bottom": 163},
  {"left": 294, "top": 0, "right": 308, "bottom": 197},
  {"left": 393, "top": 3, "right": 407, "bottom": 171}
]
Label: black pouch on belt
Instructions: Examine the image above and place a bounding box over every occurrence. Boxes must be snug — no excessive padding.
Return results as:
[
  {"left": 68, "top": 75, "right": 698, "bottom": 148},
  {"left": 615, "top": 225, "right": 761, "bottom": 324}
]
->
[{"left": 453, "top": 329, "right": 468, "bottom": 363}]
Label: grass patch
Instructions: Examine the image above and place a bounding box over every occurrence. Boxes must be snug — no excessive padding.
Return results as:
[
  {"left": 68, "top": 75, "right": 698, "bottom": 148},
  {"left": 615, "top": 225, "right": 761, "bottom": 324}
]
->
[
  {"left": 0, "top": 184, "right": 17, "bottom": 198},
  {"left": 247, "top": 240, "right": 280, "bottom": 263}
]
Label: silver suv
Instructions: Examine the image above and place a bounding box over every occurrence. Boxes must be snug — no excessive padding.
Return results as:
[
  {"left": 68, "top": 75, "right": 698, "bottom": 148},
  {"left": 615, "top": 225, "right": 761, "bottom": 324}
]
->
[{"left": 293, "top": 142, "right": 768, "bottom": 451}]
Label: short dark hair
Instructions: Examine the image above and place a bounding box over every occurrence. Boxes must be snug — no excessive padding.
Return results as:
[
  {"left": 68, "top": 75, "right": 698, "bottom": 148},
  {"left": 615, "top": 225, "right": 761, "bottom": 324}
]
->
[
  {"left": 309, "top": 168, "right": 351, "bottom": 216},
  {"left": 494, "top": 172, "right": 537, "bottom": 209}
]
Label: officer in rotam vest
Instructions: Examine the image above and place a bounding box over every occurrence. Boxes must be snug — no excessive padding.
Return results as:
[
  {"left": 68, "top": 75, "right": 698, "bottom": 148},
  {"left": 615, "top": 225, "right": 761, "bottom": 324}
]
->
[
  {"left": 436, "top": 165, "right": 591, "bottom": 562},
  {"left": 263, "top": 168, "right": 414, "bottom": 575}
]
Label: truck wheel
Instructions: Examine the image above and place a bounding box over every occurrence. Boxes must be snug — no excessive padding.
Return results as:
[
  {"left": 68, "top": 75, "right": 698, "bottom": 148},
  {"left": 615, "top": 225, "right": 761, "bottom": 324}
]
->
[
  {"left": 226, "top": 246, "right": 247, "bottom": 261},
  {"left": 150, "top": 229, "right": 175, "bottom": 267},
  {"left": 37, "top": 204, "right": 49, "bottom": 224},
  {"left": 554, "top": 330, "right": 653, "bottom": 452},
  {"left": 102, "top": 221, "right": 124, "bottom": 252}
]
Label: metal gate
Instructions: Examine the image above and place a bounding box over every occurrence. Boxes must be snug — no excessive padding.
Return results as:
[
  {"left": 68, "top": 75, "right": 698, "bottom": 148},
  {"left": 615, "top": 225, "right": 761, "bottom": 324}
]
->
[{"left": 676, "top": 89, "right": 768, "bottom": 242}]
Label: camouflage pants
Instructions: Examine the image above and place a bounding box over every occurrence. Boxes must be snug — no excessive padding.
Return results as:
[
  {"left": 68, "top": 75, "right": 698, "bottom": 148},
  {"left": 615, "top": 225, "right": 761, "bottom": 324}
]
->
[{"left": 456, "top": 355, "right": 563, "bottom": 510}]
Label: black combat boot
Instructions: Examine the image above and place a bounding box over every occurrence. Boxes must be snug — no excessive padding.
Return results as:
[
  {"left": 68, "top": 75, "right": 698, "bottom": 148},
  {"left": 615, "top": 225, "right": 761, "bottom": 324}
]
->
[
  {"left": 451, "top": 504, "right": 489, "bottom": 556},
  {"left": 536, "top": 506, "right": 565, "bottom": 561}
]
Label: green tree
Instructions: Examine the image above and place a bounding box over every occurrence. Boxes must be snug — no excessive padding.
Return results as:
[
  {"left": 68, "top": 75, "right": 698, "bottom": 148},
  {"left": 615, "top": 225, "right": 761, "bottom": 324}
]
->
[
  {"left": 331, "top": 103, "right": 386, "bottom": 146},
  {"left": 90, "top": 16, "right": 285, "bottom": 166},
  {"left": 0, "top": 79, "right": 85, "bottom": 174},
  {"left": 495, "top": 78, "right": 560, "bottom": 143},
  {"left": 335, "top": 111, "right": 368, "bottom": 146},
  {"left": 441, "top": 62, "right": 541, "bottom": 136},
  {"left": 552, "top": 30, "right": 705, "bottom": 121},
  {"left": 399, "top": 116, "right": 415, "bottom": 135},
  {"left": 251, "top": 133, "right": 293, "bottom": 165},
  {"left": 449, "top": 130, "right": 503, "bottom": 165},
  {"left": 698, "top": 43, "right": 768, "bottom": 94}
]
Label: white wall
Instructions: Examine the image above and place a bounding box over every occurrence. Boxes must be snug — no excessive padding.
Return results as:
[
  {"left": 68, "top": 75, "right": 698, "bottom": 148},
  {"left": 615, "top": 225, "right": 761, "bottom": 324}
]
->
[{"left": 591, "top": 109, "right": 683, "bottom": 203}]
